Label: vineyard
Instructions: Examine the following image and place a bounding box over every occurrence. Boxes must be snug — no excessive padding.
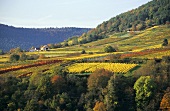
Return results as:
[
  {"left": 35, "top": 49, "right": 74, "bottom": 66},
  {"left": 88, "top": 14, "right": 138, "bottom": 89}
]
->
[
  {"left": 120, "top": 48, "right": 170, "bottom": 59},
  {"left": 67, "top": 63, "right": 138, "bottom": 73},
  {"left": 137, "top": 50, "right": 170, "bottom": 59},
  {"left": 0, "top": 59, "right": 62, "bottom": 74}
]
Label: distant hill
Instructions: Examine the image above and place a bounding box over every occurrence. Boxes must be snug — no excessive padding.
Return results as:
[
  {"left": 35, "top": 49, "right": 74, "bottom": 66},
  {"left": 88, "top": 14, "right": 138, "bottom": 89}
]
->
[
  {"left": 0, "top": 24, "right": 91, "bottom": 51},
  {"left": 65, "top": 0, "right": 170, "bottom": 45}
]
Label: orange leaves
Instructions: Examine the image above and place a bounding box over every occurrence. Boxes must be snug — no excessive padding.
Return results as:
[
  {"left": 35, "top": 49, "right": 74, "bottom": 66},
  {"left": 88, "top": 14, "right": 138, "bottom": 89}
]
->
[
  {"left": 93, "top": 101, "right": 106, "bottom": 111},
  {"left": 51, "top": 75, "right": 64, "bottom": 84},
  {"left": 160, "top": 92, "right": 170, "bottom": 110}
]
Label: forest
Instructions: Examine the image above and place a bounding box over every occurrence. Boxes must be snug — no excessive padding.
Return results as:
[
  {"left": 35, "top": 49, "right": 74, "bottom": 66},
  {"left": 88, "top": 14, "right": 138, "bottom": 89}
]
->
[{"left": 0, "top": 56, "right": 170, "bottom": 111}]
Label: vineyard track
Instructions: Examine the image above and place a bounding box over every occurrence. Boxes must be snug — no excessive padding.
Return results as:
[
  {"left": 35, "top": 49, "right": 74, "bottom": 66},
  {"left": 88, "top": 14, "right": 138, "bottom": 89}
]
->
[{"left": 0, "top": 60, "right": 62, "bottom": 74}]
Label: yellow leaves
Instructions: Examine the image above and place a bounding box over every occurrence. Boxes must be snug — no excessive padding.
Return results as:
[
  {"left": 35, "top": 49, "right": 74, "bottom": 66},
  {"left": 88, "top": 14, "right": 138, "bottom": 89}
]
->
[{"left": 67, "top": 63, "right": 138, "bottom": 73}]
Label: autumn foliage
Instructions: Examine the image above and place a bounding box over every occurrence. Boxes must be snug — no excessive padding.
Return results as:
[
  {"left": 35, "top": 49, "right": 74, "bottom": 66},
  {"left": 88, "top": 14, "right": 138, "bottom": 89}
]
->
[
  {"left": 93, "top": 101, "right": 106, "bottom": 111},
  {"left": 160, "top": 92, "right": 170, "bottom": 110},
  {"left": 87, "top": 69, "right": 113, "bottom": 91},
  {"left": 51, "top": 75, "right": 66, "bottom": 93}
]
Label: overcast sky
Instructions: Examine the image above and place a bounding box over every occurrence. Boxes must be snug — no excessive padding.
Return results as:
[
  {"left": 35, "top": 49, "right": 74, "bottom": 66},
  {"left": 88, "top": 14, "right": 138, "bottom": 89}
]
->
[{"left": 0, "top": 0, "right": 152, "bottom": 28}]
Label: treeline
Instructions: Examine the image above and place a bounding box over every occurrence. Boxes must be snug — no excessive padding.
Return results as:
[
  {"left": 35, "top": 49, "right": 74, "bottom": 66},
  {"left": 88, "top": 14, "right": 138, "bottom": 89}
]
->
[
  {"left": 64, "top": 0, "right": 170, "bottom": 45},
  {"left": 0, "top": 56, "right": 170, "bottom": 111},
  {"left": 0, "top": 24, "right": 91, "bottom": 51}
]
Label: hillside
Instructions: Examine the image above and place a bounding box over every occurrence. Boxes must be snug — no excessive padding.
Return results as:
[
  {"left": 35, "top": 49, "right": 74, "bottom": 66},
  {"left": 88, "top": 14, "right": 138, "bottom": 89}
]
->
[
  {"left": 0, "top": 25, "right": 170, "bottom": 111},
  {"left": 58, "top": 25, "right": 170, "bottom": 53},
  {"left": 63, "top": 0, "right": 170, "bottom": 45},
  {"left": 0, "top": 24, "right": 91, "bottom": 51}
]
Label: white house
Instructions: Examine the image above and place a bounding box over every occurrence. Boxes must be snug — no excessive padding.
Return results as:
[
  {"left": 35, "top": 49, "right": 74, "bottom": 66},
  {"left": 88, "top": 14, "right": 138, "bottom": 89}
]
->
[{"left": 41, "top": 45, "right": 49, "bottom": 51}]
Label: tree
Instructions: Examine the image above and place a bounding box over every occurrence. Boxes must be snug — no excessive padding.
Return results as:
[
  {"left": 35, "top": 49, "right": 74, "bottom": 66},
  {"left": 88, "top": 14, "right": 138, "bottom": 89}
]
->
[
  {"left": 134, "top": 76, "right": 157, "bottom": 110},
  {"left": 162, "top": 38, "right": 168, "bottom": 46},
  {"left": 20, "top": 53, "right": 28, "bottom": 61},
  {"left": 104, "top": 46, "right": 116, "bottom": 53},
  {"left": 51, "top": 65, "right": 68, "bottom": 77},
  {"left": 7, "top": 102, "right": 16, "bottom": 111},
  {"left": 105, "top": 75, "right": 135, "bottom": 111},
  {"left": 93, "top": 101, "right": 106, "bottom": 111},
  {"left": 51, "top": 75, "right": 66, "bottom": 94},
  {"left": 85, "top": 69, "right": 113, "bottom": 110},
  {"left": 87, "top": 69, "right": 113, "bottom": 91},
  {"left": 9, "top": 54, "right": 20, "bottom": 62},
  {"left": 160, "top": 92, "right": 170, "bottom": 110},
  {"left": 44, "top": 93, "right": 71, "bottom": 111},
  {"left": 24, "top": 99, "right": 39, "bottom": 111},
  {"left": 72, "top": 37, "right": 78, "bottom": 45},
  {"left": 36, "top": 75, "right": 52, "bottom": 99}
]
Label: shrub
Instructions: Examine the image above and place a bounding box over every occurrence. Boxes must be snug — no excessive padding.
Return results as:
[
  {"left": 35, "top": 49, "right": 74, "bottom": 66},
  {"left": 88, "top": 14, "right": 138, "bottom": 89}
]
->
[
  {"left": 20, "top": 53, "right": 28, "bottom": 61},
  {"left": 104, "top": 45, "right": 116, "bottom": 53},
  {"left": 81, "top": 49, "right": 86, "bottom": 54},
  {"left": 9, "top": 54, "right": 20, "bottom": 62},
  {"left": 162, "top": 39, "right": 168, "bottom": 46}
]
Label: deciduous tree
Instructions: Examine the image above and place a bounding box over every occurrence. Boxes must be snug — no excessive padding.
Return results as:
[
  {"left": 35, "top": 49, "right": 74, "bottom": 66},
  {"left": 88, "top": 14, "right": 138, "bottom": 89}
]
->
[{"left": 134, "top": 76, "right": 157, "bottom": 110}]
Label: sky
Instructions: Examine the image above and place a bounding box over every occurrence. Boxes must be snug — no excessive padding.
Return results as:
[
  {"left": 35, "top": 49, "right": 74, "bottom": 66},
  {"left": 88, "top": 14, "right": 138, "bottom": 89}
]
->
[{"left": 0, "top": 0, "right": 152, "bottom": 28}]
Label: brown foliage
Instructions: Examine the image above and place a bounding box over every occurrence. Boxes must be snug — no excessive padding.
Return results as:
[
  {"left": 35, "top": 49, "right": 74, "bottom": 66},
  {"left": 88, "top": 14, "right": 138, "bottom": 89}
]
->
[
  {"left": 51, "top": 75, "right": 66, "bottom": 93},
  {"left": 51, "top": 75, "right": 64, "bottom": 84},
  {"left": 87, "top": 69, "right": 113, "bottom": 91}
]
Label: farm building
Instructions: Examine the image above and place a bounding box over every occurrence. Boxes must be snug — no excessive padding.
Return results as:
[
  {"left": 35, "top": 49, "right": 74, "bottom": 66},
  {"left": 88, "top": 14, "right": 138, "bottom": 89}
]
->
[{"left": 41, "top": 45, "right": 49, "bottom": 51}]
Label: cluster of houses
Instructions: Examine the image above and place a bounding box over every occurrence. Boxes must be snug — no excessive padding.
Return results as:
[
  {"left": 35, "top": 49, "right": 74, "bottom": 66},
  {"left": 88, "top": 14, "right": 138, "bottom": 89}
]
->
[{"left": 30, "top": 45, "right": 49, "bottom": 52}]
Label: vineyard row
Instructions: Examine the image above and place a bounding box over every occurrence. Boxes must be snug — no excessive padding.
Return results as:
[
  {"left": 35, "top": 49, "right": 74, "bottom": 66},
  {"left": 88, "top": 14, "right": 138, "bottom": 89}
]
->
[{"left": 67, "top": 63, "right": 138, "bottom": 73}]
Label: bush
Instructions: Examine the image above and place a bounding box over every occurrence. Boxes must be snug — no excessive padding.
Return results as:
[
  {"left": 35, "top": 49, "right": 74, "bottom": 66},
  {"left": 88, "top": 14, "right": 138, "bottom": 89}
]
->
[
  {"left": 20, "top": 53, "right": 28, "bottom": 61},
  {"left": 104, "top": 45, "right": 116, "bottom": 53},
  {"left": 162, "top": 39, "right": 168, "bottom": 46},
  {"left": 81, "top": 49, "right": 86, "bottom": 54},
  {"left": 9, "top": 54, "right": 20, "bottom": 62}
]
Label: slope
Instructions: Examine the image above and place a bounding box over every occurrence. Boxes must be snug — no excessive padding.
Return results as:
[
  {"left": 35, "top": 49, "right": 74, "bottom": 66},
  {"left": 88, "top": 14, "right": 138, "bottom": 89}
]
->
[{"left": 57, "top": 25, "right": 170, "bottom": 53}]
